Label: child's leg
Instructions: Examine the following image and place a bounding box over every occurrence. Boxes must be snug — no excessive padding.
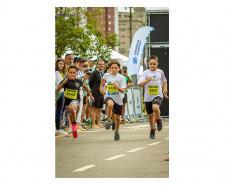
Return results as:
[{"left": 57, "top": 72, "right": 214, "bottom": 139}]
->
[
  {"left": 81, "top": 103, "right": 86, "bottom": 123},
  {"left": 148, "top": 113, "right": 155, "bottom": 129},
  {"left": 114, "top": 114, "right": 121, "bottom": 131},
  {"left": 68, "top": 104, "right": 77, "bottom": 122},
  {"left": 152, "top": 104, "right": 161, "bottom": 119},
  {"left": 107, "top": 100, "right": 114, "bottom": 121}
]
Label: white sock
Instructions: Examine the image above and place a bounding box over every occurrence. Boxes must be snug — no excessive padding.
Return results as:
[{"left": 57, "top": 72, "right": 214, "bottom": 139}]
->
[{"left": 105, "top": 115, "right": 108, "bottom": 119}]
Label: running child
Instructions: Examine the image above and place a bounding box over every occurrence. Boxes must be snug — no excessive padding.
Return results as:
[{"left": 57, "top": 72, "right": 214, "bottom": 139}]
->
[
  {"left": 102, "top": 59, "right": 126, "bottom": 141},
  {"left": 137, "top": 55, "right": 168, "bottom": 139},
  {"left": 56, "top": 65, "right": 94, "bottom": 138}
]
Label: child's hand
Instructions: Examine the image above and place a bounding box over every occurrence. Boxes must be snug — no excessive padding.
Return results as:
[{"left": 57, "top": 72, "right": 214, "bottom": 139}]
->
[
  {"left": 63, "top": 78, "right": 68, "bottom": 84},
  {"left": 163, "top": 89, "right": 169, "bottom": 99},
  {"left": 147, "top": 76, "right": 152, "bottom": 82},
  {"left": 112, "top": 83, "right": 118, "bottom": 88},
  {"left": 90, "top": 95, "right": 95, "bottom": 102}
]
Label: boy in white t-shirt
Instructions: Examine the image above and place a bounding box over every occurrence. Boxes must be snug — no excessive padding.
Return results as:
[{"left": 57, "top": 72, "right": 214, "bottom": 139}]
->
[
  {"left": 137, "top": 55, "right": 168, "bottom": 139},
  {"left": 102, "top": 59, "right": 126, "bottom": 141}
]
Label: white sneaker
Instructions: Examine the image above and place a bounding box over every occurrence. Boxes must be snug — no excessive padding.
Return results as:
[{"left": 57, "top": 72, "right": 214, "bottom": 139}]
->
[
  {"left": 68, "top": 128, "right": 72, "bottom": 134},
  {"left": 56, "top": 129, "right": 68, "bottom": 136}
]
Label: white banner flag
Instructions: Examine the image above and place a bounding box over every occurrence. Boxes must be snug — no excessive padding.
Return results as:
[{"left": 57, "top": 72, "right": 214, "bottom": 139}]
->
[{"left": 127, "top": 26, "right": 154, "bottom": 76}]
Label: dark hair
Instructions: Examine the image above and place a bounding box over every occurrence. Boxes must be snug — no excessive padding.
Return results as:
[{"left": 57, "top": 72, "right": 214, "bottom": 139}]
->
[
  {"left": 55, "top": 58, "right": 66, "bottom": 74},
  {"left": 119, "top": 69, "right": 122, "bottom": 74},
  {"left": 68, "top": 65, "right": 78, "bottom": 72},
  {"left": 65, "top": 54, "right": 72, "bottom": 57},
  {"left": 148, "top": 55, "right": 159, "bottom": 63},
  {"left": 109, "top": 59, "right": 120, "bottom": 68},
  {"left": 104, "top": 66, "right": 110, "bottom": 73}
]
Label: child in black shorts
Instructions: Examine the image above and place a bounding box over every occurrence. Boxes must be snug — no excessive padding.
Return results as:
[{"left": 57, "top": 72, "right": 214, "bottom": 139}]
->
[{"left": 56, "top": 65, "right": 94, "bottom": 138}]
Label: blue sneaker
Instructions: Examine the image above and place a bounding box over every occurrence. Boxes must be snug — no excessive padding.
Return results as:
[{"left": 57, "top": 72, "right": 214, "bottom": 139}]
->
[{"left": 105, "top": 121, "right": 111, "bottom": 130}]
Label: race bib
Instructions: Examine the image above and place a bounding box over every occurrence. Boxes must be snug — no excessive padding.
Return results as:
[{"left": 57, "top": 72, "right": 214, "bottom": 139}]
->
[
  {"left": 65, "top": 88, "right": 78, "bottom": 99},
  {"left": 148, "top": 85, "right": 159, "bottom": 95},
  {"left": 107, "top": 83, "right": 118, "bottom": 93}
]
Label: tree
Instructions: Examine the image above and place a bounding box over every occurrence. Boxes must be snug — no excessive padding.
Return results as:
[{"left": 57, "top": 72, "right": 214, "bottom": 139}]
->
[{"left": 55, "top": 7, "right": 120, "bottom": 60}]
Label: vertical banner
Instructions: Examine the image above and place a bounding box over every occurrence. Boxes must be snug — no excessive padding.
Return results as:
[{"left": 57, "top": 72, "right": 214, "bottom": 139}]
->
[
  {"left": 127, "top": 26, "right": 154, "bottom": 76},
  {"left": 127, "top": 89, "right": 134, "bottom": 116},
  {"left": 133, "top": 88, "right": 142, "bottom": 116}
]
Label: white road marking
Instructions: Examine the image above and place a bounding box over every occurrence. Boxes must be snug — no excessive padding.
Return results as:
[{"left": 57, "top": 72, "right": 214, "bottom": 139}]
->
[
  {"left": 127, "top": 147, "right": 145, "bottom": 153},
  {"left": 148, "top": 142, "right": 161, "bottom": 146},
  {"left": 105, "top": 154, "right": 125, "bottom": 161},
  {"left": 123, "top": 125, "right": 149, "bottom": 129},
  {"left": 73, "top": 165, "right": 95, "bottom": 172},
  {"left": 164, "top": 137, "right": 169, "bottom": 140}
]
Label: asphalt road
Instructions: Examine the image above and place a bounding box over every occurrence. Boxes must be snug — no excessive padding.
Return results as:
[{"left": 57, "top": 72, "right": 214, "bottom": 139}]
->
[{"left": 55, "top": 120, "right": 169, "bottom": 178}]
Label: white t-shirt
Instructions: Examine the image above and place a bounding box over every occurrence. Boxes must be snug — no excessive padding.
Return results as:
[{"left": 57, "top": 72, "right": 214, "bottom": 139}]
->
[
  {"left": 103, "top": 73, "right": 126, "bottom": 105},
  {"left": 137, "top": 69, "right": 167, "bottom": 102},
  {"left": 55, "top": 71, "right": 64, "bottom": 92}
]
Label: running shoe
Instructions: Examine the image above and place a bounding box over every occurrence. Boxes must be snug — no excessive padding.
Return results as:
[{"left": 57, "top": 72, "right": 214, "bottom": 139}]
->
[
  {"left": 87, "top": 119, "right": 92, "bottom": 125},
  {"left": 105, "top": 121, "right": 111, "bottom": 130},
  {"left": 114, "top": 131, "right": 120, "bottom": 141},
  {"left": 68, "top": 128, "right": 72, "bottom": 134},
  {"left": 157, "top": 119, "right": 163, "bottom": 131},
  {"left": 121, "top": 119, "right": 125, "bottom": 124},
  {"left": 72, "top": 124, "right": 78, "bottom": 138},
  {"left": 112, "top": 122, "right": 115, "bottom": 130},
  {"left": 56, "top": 129, "right": 68, "bottom": 136},
  {"left": 81, "top": 123, "right": 87, "bottom": 130},
  {"left": 150, "top": 130, "right": 155, "bottom": 139}
]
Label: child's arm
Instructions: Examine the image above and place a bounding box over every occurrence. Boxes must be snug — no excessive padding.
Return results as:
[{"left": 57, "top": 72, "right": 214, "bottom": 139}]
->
[
  {"left": 162, "top": 81, "right": 169, "bottom": 99},
  {"left": 138, "top": 76, "right": 152, "bottom": 87},
  {"left": 112, "top": 83, "right": 125, "bottom": 93},
  {"left": 101, "top": 85, "right": 107, "bottom": 95},
  {"left": 83, "top": 85, "right": 95, "bottom": 102},
  {"left": 56, "top": 78, "right": 68, "bottom": 92}
]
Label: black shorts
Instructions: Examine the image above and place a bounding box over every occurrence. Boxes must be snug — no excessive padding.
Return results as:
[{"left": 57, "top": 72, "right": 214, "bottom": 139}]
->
[
  {"left": 122, "top": 94, "right": 127, "bottom": 103},
  {"left": 145, "top": 96, "right": 163, "bottom": 115},
  {"left": 105, "top": 97, "right": 123, "bottom": 115},
  {"left": 83, "top": 95, "right": 86, "bottom": 105},
  {"left": 92, "top": 97, "right": 104, "bottom": 109}
]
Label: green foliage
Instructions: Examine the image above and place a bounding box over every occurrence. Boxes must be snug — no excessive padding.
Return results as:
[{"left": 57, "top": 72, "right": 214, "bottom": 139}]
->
[{"left": 55, "top": 7, "right": 120, "bottom": 60}]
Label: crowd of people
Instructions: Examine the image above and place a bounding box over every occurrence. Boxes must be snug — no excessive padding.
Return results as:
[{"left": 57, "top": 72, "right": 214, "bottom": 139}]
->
[{"left": 55, "top": 54, "right": 168, "bottom": 141}]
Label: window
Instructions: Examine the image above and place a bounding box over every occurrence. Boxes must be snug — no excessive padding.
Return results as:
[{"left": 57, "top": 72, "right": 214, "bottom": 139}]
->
[
  {"left": 101, "top": 15, "right": 103, "bottom": 18},
  {"left": 109, "top": 15, "right": 111, "bottom": 18},
  {"left": 109, "top": 21, "right": 111, "bottom": 24},
  {"left": 119, "top": 14, "right": 121, "bottom": 17},
  {"left": 101, "top": 21, "right": 103, "bottom": 24},
  {"left": 109, "top": 9, "right": 110, "bottom": 12},
  {"left": 109, "top": 27, "right": 111, "bottom": 31},
  {"left": 104, "top": 21, "right": 105, "bottom": 24},
  {"left": 103, "top": 15, "right": 105, "bottom": 18},
  {"left": 119, "top": 24, "right": 121, "bottom": 26},
  {"left": 104, "top": 27, "right": 105, "bottom": 31}
]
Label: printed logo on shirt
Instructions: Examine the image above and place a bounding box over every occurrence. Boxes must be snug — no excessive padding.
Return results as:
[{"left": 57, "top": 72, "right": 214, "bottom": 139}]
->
[{"left": 75, "top": 82, "right": 80, "bottom": 88}]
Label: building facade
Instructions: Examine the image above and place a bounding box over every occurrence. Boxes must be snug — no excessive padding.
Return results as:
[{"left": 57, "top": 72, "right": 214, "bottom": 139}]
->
[{"left": 118, "top": 7, "right": 146, "bottom": 57}]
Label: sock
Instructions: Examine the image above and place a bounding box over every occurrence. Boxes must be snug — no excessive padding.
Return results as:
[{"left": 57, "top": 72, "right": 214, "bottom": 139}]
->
[
  {"left": 156, "top": 118, "right": 161, "bottom": 122},
  {"left": 72, "top": 121, "right": 77, "bottom": 125},
  {"left": 115, "top": 130, "right": 119, "bottom": 133},
  {"left": 151, "top": 128, "right": 155, "bottom": 131},
  {"left": 105, "top": 115, "right": 108, "bottom": 119}
]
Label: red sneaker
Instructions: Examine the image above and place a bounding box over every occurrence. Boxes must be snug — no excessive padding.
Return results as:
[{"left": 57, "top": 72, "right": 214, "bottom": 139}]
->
[
  {"left": 121, "top": 119, "right": 125, "bottom": 124},
  {"left": 72, "top": 124, "right": 78, "bottom": 138}
]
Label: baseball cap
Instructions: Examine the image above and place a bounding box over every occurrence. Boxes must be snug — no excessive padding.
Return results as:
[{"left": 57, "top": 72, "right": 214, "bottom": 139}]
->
[{"left": 84, "top": 69, "right": 92, "bottom": 75}]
